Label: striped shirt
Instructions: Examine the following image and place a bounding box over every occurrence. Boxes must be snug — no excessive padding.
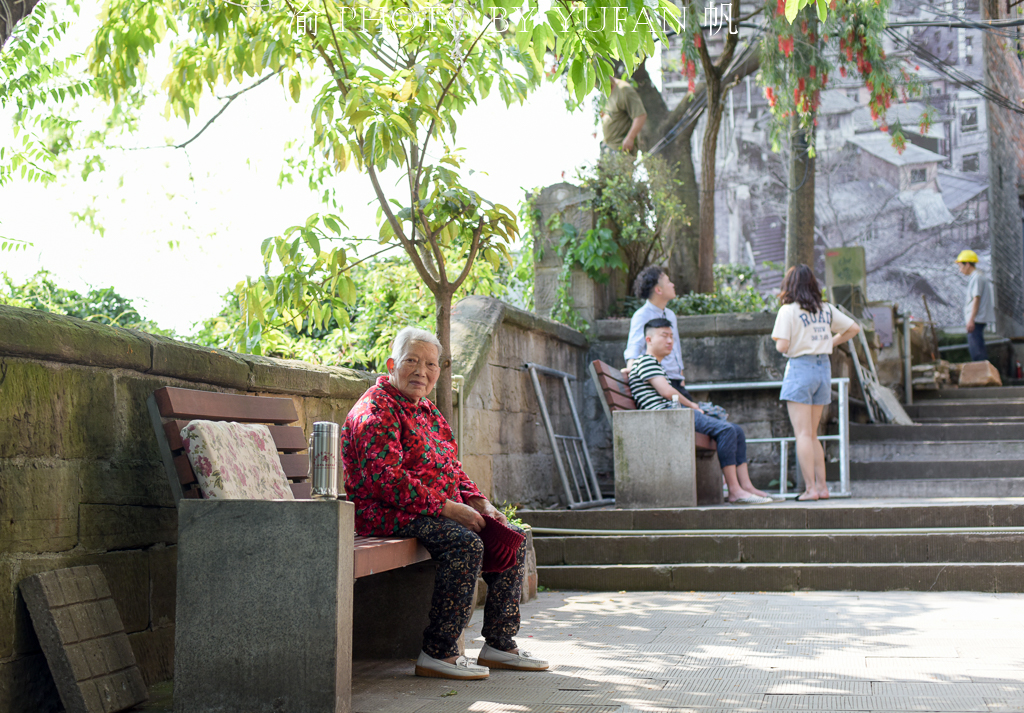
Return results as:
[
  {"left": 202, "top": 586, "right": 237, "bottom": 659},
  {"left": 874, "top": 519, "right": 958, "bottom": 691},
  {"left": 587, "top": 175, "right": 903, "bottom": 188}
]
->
[{"left": 628, "top": 355, "right": 672, "bottom": 411}]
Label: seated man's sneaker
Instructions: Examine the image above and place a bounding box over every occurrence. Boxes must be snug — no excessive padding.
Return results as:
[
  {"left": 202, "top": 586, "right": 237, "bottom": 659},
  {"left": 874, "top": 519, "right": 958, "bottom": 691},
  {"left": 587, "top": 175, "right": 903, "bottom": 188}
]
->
[
  {"left": 415, "top": 651, "right": 489, "bottom": 680},
  {"left": 476, "top": 643, "right": 549, "bottom": 671}
]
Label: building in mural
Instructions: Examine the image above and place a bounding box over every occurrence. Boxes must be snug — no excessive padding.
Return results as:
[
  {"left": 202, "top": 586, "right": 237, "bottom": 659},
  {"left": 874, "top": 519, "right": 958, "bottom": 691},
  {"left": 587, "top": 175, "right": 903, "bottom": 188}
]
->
[{"left": 659, "top": 0, "right": 1024, "bottom": 332}]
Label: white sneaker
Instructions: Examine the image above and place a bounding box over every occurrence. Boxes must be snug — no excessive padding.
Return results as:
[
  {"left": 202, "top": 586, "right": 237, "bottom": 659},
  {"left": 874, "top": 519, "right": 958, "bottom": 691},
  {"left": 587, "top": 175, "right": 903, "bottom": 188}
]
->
[
  {"left": 414, "top": 651, "right": 489, "bottom": 680},
  {"left": 476, "top": 643, "right": 549, "bottom": 671}
]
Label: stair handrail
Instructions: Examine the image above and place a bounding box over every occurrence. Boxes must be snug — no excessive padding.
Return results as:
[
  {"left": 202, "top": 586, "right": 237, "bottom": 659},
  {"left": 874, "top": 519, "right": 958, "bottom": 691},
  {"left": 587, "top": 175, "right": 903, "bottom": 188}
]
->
[{"left": 683, "top": 378, "right": 851, "bottom": 498}]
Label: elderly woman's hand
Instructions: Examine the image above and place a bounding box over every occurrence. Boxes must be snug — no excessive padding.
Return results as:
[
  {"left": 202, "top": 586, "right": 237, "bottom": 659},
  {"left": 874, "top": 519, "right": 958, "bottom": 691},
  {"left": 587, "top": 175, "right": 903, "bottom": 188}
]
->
[
  {"left": 442, "top": 499, "right": 486, "bottom": 532},
  {"left": 466, "top": 496, "right": 507, "bottom": 525}
]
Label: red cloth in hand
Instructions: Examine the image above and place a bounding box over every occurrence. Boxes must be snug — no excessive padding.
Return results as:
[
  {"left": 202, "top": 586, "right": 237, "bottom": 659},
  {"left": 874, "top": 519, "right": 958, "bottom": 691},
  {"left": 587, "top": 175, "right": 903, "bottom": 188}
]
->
[{"left": 479, "top": 515, "right": 525, "bottom": 573}]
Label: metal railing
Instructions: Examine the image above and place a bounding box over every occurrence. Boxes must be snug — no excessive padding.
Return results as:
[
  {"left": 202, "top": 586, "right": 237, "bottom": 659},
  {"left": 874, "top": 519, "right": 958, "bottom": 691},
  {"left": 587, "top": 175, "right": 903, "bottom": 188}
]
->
[{"left": 684, "top": 377, "right": 852, "bottom": 499}]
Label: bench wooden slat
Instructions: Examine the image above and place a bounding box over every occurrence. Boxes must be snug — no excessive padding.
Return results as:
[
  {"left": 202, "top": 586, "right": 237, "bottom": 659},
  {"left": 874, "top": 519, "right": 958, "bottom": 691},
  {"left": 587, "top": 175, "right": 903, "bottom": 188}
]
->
[
  {"left": 163, "top": 421, "right": 308, "bottom": 453},
  {"left": 279, "top": 453, "right": 309, "bottom": 481},
  {"left": 353, "top": 537, "right": 431, "bottom": 578},
  {"left": 154, "top": 386, "right": 298, "bottom": 424},
  {"left": 174, "top": 454, "right": 199, "bottom": 486},
  {"left": 174, "top": 450, "right": 309, "bottom": 485},
  {"left": 603, "top": 389, "right": 638, "bottom": 412},
  {"left": 290, "top": 482, "right": 312, "bottom": 499}
]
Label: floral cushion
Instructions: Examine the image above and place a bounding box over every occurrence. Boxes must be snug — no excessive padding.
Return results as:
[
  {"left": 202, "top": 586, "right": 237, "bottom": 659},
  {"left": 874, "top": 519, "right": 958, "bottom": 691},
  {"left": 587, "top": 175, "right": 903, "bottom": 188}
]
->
[{"left": 180, "top": 421, "right": 295, "bottom": 500}]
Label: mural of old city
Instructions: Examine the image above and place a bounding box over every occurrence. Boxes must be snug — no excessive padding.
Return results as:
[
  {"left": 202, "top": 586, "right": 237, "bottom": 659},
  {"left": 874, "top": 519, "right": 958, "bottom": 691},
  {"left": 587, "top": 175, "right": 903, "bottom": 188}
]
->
[{"left": 661, "top": 0, "right": 999, "bottom": 330}]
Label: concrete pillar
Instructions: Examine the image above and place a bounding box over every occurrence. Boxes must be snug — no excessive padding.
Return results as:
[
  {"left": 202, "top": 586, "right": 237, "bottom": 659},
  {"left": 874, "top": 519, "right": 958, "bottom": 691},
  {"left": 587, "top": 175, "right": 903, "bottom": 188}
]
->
[
  {"left": 613, "top": 409, "right": 697, "bottom": 508},
  {"left": 174, "top": 500, "right": 354, "bottom": 713}
]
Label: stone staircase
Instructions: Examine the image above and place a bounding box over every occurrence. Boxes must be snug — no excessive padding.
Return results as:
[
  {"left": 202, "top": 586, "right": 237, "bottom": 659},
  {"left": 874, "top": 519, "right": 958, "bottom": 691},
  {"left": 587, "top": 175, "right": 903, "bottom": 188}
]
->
[
  {"left": 520, "top": 500, "right": 1024, "bottom": 593},
  {"left": 834, "top": 386, "right": 1024, "bottom": 497}
]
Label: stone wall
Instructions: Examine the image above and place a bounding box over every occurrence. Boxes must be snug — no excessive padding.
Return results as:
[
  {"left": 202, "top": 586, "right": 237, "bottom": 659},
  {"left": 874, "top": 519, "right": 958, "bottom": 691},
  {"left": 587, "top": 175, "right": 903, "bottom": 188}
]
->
[
  {"left": 451, "top": 297, "right": 590, "bottom": 508},
  {"left": 584, "top": 313, "right": 860, "bottom": 489},
  {"left": 983, "top": 0, "right": 1024, "bottom": 338},
  {"left": 0, "top": 299, "right": 588, "bottom": 711},
  {"left": 0, "top": 306, "right": 378, "bottom": 711}
]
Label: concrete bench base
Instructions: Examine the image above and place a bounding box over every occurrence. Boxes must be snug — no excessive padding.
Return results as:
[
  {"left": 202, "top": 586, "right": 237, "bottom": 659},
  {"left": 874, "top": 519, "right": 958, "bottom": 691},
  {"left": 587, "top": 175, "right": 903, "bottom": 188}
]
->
[
  {"left": 613, "top": 409, "right": 698, "bottom": 508},
  {"left": 174, "top": 499, "right": 354, "bottom": 713}
]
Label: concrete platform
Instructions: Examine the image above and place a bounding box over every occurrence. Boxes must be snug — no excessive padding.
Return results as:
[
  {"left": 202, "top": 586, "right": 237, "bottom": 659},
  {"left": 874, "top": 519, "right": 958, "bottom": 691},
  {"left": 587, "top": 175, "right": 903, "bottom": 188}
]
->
[{"left": 345, "top": 589, "right": 1024, "bottom": 712}]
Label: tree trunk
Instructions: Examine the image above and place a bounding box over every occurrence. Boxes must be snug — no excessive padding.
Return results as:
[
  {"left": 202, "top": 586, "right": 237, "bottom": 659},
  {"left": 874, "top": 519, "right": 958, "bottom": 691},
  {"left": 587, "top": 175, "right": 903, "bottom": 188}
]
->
[
  {"left": 433, "top": 288, "right": 455, "bottom": 425},
  {"left": 698, "top": 75, "right": 725, "bottom": 294},
  {"left": 664, "top": 131, "right": 701, "bottom": 294},
  {"left": 785, "top": 114, "right": 816, "bottom": 271},
  {"left": 1, "top": 0, "right": 41, "bottom": 47}
]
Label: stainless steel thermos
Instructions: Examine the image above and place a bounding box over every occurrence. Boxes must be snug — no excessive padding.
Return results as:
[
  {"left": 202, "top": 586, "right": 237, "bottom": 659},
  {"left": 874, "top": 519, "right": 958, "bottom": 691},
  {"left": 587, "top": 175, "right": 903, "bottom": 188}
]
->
[{"left": 309, "top": 421, "right": 340, "bottom": 499}]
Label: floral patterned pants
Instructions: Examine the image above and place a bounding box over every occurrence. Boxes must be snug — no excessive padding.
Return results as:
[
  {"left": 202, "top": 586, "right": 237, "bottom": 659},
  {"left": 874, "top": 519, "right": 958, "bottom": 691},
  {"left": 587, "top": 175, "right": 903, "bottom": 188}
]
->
[{"left": 396, "top": 515, "right": 526, "bottom": 659}]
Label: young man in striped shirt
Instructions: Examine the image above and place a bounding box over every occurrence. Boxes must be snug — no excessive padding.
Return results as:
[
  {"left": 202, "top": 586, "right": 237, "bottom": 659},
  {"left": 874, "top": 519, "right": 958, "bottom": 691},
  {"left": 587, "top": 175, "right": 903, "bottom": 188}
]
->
[{"left": 628, "top": 318, "right": 773, "bottom": 505}]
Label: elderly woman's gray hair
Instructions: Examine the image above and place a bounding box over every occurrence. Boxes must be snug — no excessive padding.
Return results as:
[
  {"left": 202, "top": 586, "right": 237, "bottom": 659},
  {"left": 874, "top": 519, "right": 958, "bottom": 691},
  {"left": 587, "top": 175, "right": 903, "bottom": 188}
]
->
[{"left": 390, "top": 327, "right": 443, "bottom": 363}]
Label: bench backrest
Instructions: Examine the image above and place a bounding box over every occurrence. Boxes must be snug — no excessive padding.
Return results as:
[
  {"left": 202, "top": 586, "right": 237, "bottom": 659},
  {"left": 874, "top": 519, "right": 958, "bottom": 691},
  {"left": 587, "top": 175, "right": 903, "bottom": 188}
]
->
[
  {"left": 589, "top": 359, "right": 716, "bottom": 452},
  {"left": 147, "top": 386, "right": 311, "bottom": 504},
  {"left": 589, "top": 359, "right": 638, "bottom": 425}
]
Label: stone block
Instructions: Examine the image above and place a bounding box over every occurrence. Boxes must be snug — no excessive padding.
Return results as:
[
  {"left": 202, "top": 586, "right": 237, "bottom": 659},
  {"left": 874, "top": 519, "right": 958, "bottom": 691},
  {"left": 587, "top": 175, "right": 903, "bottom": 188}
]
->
[
  {"left": 137, "top": 333, "right": 250, "bottom": 390},
  {"left": 451, "top": 295, "right": 506, "bottom": 398},
  {"left": 0, "top": 559, "right": 14, "bottom": 660},
  {"left": 113, "top": 374, "right": 193, "bottom": 465},
  {"left": 148, "top": 547, "right": 176, "bottom": 629},
  {"left": 0, "top": 652, "right": 63, "bottom": 713},
  {"left": 0, "top": 306, "right": 151, "bottom": 372},
  {"left": 19, "top": 565, "right": 148, "bottom": 713},
  {"left": 460, "top": 455, "right": 493, "bottom": 500},
  {"left": 174, "top": 499, "right": 354, "bottom": 713},
  {"left": 328, "top": 368, "right": 375, "bottom": 400},
  {"left": 613, "top": 409, "right": 697, "bottom": 509},
  {"left": 0, "top": 360, "right": 116, "bottom": 459},
  {"left": 959, "top": 360, "right": 1002, "bottom": 387},
  {"left": 352, "top": 561, "right": 434, "bottom": 659},
  {"left": 78, "top": 462, "right": 175, "bottom": 509},
  {"left": 0, "top": 462, "right": 79, "bottom": 553},
  {"left": 243, "top": 354, "right": 332, "bottom": 396},
  {"left": 127, "top": 626, "right": 174, "bottom": 685},
  {"left": 78, "top": 505, "right": 177, "bottom": 552}
]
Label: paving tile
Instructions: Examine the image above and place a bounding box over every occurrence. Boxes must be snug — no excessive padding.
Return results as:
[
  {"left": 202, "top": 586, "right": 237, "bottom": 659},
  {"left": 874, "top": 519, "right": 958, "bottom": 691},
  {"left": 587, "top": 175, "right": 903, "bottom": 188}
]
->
[{"left": 19, "top": 565, "right": 147, "bottom": 713}]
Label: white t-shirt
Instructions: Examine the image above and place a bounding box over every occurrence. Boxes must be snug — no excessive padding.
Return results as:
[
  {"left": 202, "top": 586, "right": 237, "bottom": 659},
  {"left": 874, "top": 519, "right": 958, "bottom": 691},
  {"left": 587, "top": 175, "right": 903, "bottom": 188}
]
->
[{"left": 771, "top": 303, "right": 856, "bottom": 358}]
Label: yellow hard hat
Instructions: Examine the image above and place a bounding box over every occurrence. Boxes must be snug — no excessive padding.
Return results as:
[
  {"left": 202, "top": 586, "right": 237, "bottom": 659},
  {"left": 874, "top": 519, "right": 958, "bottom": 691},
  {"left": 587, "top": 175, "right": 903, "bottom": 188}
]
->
[{"left": 956, "top": 250, "right": 978, "bottom": 264}]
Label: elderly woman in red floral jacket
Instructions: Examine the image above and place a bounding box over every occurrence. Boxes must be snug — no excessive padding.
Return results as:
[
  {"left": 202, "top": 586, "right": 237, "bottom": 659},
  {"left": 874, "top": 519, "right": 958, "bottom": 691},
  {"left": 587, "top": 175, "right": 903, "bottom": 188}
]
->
[{"left": 341, "top": 327, "right": 548, "bottom": 681}]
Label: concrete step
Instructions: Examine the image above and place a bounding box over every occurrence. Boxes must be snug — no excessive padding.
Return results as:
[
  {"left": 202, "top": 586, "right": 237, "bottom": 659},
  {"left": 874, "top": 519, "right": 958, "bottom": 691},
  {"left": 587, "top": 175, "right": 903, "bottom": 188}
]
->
[
  {"left": 851, "top": 478, "right": 1024, "bottom": 498},
  {"left": 848, "top": 422, "right": 1024, "bottom": 442},
  {"left": 538, "top": 562, "right": 1024, "bottom": 592},
  {"left": 848, "top": 440, "right": 1024, "bottom": 461},
  {"left": 904, "top": 400, "right": 1024, "bottom": 420},
  {"left": 911, "top": 416, "right": 1024, "bottom": 424},
  {"left": 519, "top": 501, "right": 1024, "bottom": 531},
  {"left": 535, "top": 532, "right": 1024, "bottom": 566},
  {"left": 831, "top": 460, "right": 1024, "bottom": 480},
  {"left": 914, "top": 386, "right": 1024, "bottom": 400}
]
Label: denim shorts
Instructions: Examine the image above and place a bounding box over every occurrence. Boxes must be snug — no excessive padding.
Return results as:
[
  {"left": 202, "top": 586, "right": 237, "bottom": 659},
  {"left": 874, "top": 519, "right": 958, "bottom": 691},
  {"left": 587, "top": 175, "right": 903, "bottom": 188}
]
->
[{"left": 780, "top": 354, "right": 832, "bottom": 405}]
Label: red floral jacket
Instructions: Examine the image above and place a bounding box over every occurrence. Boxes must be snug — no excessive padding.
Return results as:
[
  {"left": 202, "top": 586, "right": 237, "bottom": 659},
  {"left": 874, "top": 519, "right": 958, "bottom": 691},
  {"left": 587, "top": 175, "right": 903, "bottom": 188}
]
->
[{"left": 341, "top": 375, "right": 484, "bottom": 536}]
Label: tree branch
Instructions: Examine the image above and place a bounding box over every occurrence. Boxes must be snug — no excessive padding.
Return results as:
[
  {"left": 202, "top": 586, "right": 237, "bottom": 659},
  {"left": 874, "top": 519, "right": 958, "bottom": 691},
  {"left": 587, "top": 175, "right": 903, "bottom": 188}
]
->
[
  {"left": 174, "top": 70, "right": 283, "bottom": 149},
  {"left": 450, "top": 219, "right": 484, "bottom": 291}
]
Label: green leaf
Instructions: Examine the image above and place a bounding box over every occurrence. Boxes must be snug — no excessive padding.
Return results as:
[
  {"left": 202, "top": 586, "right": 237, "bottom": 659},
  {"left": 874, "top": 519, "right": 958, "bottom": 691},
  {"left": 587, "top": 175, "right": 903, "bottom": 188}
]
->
[
  {"left": 816, "top": 0, "right": 827, "bottom": 22},
  {"left": 785, "top": 0, "right": 799, "bottom": 23}
]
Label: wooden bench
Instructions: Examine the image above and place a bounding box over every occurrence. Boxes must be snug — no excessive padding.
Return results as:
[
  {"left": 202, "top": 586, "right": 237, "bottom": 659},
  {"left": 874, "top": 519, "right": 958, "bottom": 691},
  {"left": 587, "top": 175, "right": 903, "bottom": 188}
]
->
[
  {"left": 147, "top": 385, "right": 430, "bottom": 579},
  {"left": 588, "top": 360, "right": 717, "bottom": 452}
]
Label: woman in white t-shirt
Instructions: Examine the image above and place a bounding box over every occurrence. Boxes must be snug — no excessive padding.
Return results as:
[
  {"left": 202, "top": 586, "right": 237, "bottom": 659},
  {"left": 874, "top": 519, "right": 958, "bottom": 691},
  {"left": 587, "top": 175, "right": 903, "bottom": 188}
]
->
[{"left": 771, "top": 265, "right": 861, "bottom": 501}]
